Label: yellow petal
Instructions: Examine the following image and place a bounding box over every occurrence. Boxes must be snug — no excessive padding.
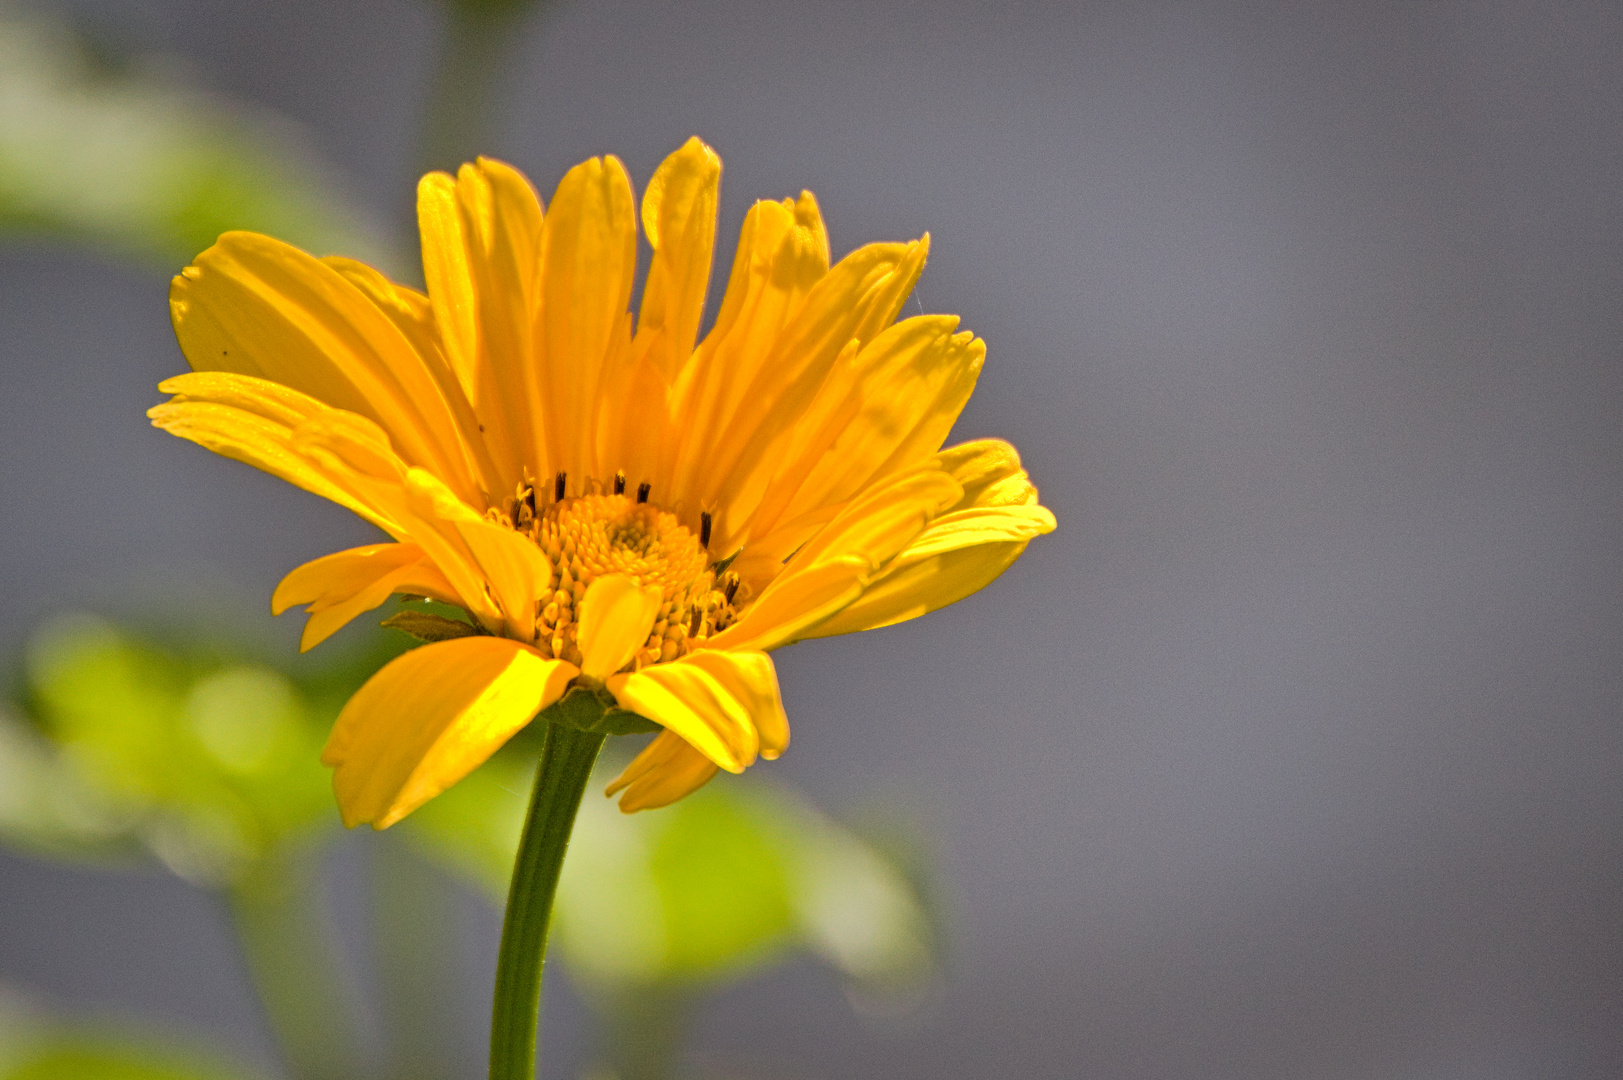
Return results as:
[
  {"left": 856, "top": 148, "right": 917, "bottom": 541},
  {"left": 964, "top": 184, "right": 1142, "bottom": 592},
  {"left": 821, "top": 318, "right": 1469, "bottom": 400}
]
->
[
  {"left": 930, "top": 438, "right": 1044, "bottom": 506},
  {"left": 685, "top": 649, "right": 789, "bottom": 759},
  {"left": 448, "top": 513, "right": 552, "bottom": 641},
  {"left": 535, "top": 155, "right": 638, "bottom": 486},
  {"left": 322, "top": 254, "right": 502, "bottom": 494},
  {"left": 604, "top": 729, "right": 720, "bottom": 812},
  {"left": 712, "top": 465, "right": 961, "bottom": 652},
  {"left": 323, "top": 637, "right": 576, "bottom": 828},
  {"left": 898, "top": 504, "right": 1058, "bottom": 559},
  {"left": 155, "top": 372, "right": 518, "bottom": 639},
  {"left": 254, "top": 417, "right": 508, "bottom": 636},
  {"left": 417, "top": 159, "right": 546, "bottom": 492},
  {"left": 276, "top": 420, "right": 498, "bottom": 634},
  {"left": 698, "top": 192, "right": 830, "bottom": 377},
  {"left": 417, "top": 173, "right": 480, "bottom": 394},
  {"left": 321, "top": 257, "right": 440, "bottom": 362},
  {"left": 804, "top": 506, "right": 1055, "bottom": 638},
  {"left": 769, "top": 465, "right": 961, "bottom": 575},
  {"left": 637, "top": 137, "right": 721, "bottom": 380},
  {"left": 594, "top": 139, "right": 719, "bottom": 488},
  {"left": 272, "top": 542, "right": 462, "bottom": 651},
  {"left": 273, "top": 543, "right": 424, "bottom": 615},
  {"left": 688, "top": 235, "right": 933, "bottom": 542},
  {"left": 149, "top": 372, "right": 407, "bottom": 535},
  {"left": 170, "top": 231, "right": 481, "bottom": 503},
  {"left": 298, "top": 581, "right": 451, "bottom": 652},
  {"left": 390, "top": 468, "right": 517, "bottom": 632},
  {"left": 604, "top": 649, "right": 785, "bottom": 773},
  {"left": 707, "top": 556, "right": 872, "bottom": 654},
  {"left": 661, "top": 194, "right": 829, "bottom": 501},
  {"left": 743, "top": 314, "right": 984, "bottom": 543},
  {"left": 576, "top": 575, "right": 663, "bottom": 680},
  {"left": 802, "top": 438, "right": 1056, "bottom": 637},
  {"left": 593, "top": 345, "right": 672, "bottom": 493}
]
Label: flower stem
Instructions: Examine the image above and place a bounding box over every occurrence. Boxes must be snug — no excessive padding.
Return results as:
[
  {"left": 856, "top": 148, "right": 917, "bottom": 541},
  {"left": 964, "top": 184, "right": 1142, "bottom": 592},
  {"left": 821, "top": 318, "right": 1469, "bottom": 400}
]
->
[{"left": 489, "top": 721, "right": 606, "bottom": 1080}]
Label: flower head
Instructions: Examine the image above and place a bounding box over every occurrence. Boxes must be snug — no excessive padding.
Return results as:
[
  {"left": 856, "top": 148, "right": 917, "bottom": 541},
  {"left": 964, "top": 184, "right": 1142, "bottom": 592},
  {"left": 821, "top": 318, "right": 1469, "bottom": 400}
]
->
[{"left": 150, "top": 138, "right": 1054, "bottom": 827}]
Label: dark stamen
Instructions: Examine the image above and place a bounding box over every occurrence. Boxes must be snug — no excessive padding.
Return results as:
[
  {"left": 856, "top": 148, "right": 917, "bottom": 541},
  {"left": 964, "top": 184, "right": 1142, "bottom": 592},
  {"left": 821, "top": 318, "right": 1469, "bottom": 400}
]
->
[
  {"left": 554, "top": 472, "right": 567, "bottom": 501},
  {"left": 688, "top": 608, "right": 702, "bottom": 636},
  {"left": 699, "top": 511, "right": 712, "bottom": 548},
  {"left": 636, "top": 481, "right": 651, "bottom": 504},
  {"left": 613, "top": 471, "right": 626, "bottom": 495},
  {"left": 724, "top": 575, "right": 738, "bottom": 603},
  {"left": 523, "top": 486, "right": 536, "bottom": 515}
]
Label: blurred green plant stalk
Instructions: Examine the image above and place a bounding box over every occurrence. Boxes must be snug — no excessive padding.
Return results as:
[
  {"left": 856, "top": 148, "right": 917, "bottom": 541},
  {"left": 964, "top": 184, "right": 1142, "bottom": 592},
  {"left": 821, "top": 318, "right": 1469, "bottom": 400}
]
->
[{"left": 417, "top": 0, "right": 546, "bottom": 180}]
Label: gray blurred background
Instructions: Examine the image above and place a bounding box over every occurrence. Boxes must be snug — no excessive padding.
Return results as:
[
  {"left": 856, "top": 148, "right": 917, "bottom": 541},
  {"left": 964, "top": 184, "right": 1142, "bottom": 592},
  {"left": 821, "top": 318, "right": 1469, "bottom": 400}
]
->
[{"left": 2, "top": 0, "right": 1621, "bottom": 1077}]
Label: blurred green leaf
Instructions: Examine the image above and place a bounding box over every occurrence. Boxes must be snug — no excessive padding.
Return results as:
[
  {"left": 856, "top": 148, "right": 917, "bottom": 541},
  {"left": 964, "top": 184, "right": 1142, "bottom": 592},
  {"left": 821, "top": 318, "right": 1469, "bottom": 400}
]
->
[
  {"left": 634, "top": 787, "right": 794, "bottom": 977},
  {"left": 0, "top": 706, "right": 131, "bottom": 858},
  {"left": 7, "top": 613, "right": 338, "bottom": 884},
  {"left": 3, "top": 1045, "right": 246, "bottom": 1080},
  {"left": 405, "top": 741, "right": 939, "bottom": 995},
  {"left": 0, "top": 988, "right": 260, "bottom": 1080},
  {"left": 0, "top": 1036, "right": 258, "bottom": 1080},
  {"left": 0, "top": 615, "right": 379, "bottom": 1075},
  {"left": 393, "top": 738, "right": 531, "bottom": 899},
  {"left": 789, "top": 813, "right": 936, "bottom": 994},
  {"left": 0, "top": 10, "right": 386, "bottom": 268}
]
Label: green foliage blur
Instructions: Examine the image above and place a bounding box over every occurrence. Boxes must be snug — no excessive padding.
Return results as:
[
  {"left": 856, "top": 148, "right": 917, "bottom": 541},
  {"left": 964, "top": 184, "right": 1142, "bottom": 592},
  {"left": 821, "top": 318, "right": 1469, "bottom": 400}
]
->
[
  {"left": 0, "top": 986, "right": 260, "bottom": 1080},
  {"left": 0, "top": 613, "right": 375, "bottom": 884},
  {"left": 0, "top": 615, "right": 393, "bottom": 1080},
  {"left": 0, "top": 611, "right": 943, "bottom": 1079},
  {"left": 408, "top": 742, "right": 939, "bottom": 998},
  {"left": 0, "top": 7, "right": 385, "bottom": 269},
  {"left": 1, "top": 1036, "right": 257, "bottom": 1080}
]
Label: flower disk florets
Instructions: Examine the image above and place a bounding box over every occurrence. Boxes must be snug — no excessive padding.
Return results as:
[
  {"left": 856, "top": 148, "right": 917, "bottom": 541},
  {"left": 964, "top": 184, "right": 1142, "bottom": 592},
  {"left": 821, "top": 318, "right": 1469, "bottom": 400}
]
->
[{"left": 499, "top": 485, "right": 747, "bottom": 671}]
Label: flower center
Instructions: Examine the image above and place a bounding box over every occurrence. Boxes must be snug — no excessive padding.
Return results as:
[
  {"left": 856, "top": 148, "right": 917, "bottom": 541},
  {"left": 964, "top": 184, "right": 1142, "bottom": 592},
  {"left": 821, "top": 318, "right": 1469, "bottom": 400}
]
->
[{"left": 500, "top": 483, "right": 746, "bottom": 669}]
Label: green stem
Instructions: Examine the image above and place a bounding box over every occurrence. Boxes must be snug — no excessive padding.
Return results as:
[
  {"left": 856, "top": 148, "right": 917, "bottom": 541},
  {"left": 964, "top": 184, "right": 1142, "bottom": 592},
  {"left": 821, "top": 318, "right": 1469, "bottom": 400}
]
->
[
  {"left": 227, "top": 841, "right": 362, "bottom": 1080},
  {"left": 489, "top": 722, "right": 605, "bottom": 1080}
]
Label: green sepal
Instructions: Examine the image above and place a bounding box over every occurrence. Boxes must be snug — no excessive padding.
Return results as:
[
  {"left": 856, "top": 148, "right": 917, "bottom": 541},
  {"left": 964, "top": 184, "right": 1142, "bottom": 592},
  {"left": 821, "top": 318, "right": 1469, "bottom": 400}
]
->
[
  {"left": 595, "top": 709, "right": 662, "bottom": 737},
  {"left": 540, "top": 687, "right": 661, "bottom": 737},
  {"left": 380, "top": 611, "right": 481, "bottom": 643}
]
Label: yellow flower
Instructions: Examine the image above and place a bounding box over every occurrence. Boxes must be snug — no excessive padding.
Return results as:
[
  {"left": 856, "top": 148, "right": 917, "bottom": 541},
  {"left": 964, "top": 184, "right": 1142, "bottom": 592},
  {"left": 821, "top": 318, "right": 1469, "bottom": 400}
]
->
[{"left": 149, "top": 137, "right": 1055, "bottom": 828}]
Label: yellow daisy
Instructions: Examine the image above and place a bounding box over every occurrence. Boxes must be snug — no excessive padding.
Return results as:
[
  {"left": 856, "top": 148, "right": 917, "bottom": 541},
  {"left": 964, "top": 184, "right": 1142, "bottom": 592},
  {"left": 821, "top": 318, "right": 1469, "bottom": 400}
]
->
[{"left": 149, "top": 137, "right": 1055, "bottom": 829}]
